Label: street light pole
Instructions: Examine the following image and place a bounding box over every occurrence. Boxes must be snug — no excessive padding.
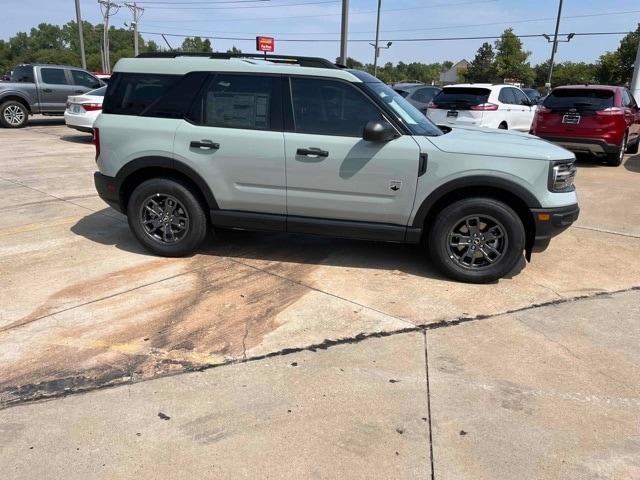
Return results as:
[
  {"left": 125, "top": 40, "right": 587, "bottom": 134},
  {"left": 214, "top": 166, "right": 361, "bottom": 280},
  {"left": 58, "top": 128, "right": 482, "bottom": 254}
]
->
[
  {"left": 339, "top": 0, "right": 349, "bottom": 65},
  {"left": 74, "top": 0, "right": 87, "bottom": 69},
  {"left": 373, "top": 0, "right": 381, "bottom": 76},
  {"left": 546, "top": 0, "right": 563, "bottom": 93}
]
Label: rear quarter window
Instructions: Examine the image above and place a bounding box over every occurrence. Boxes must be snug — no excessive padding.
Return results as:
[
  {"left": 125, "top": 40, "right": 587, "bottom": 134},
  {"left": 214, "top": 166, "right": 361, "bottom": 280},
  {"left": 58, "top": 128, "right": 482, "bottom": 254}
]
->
[
  {"left": 103, "top": 73, "right": 180, "bottom": 115},
  {"left": 544, "top": 89, "right": 614, "bottom": 111}
]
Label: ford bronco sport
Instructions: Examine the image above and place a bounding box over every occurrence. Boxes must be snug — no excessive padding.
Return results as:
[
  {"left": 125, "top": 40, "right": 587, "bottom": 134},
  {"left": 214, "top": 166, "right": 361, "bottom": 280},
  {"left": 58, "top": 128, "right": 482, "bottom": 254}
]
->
[{"left": 93, "top": 53, "right": 579, "bottom": 283}]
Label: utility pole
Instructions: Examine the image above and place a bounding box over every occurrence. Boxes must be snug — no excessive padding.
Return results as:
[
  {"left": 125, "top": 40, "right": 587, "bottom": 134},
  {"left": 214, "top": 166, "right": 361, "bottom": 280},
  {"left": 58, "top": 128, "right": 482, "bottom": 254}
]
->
[
  {"left": 339, "top": 0, "right": 349, "bottom": 65},
  {"left": 631, "top": 38, "right": 640, "bottom": 101},
  {"left": 373, "top": 0, "right": 381, "bottom": 75},
  {"left": 74, "top": 0, "right": 87, "bottom": 69},
  {"left": 546, "top": 0, "right": 563, "bottom": 93},
  {"left": 125, "top": 2, "right": 144, "bottom": 57},
  {"left": 98, "top": 0, "right": 121, "bottom": 73}
]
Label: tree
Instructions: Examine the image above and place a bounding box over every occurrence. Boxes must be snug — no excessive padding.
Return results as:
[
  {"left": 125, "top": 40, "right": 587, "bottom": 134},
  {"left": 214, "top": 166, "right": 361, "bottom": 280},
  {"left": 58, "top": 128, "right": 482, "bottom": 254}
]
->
[
  {"left": 494, "top": 28, "right": 534, "bottom": 84},
  {"left": 596, "top": 23, "right": 640, "bottom": 85},
  {"left": 227, "top": 46, "right": 242, "bottom": 54},
  {"left": 181, "top": 37, "right": 212, "bottom": 53},
  {"left": 535, "top": 60, "right": 596, "bottom": 88},
  {"left": 465, "top": 42, "right": 497, "bottom": 82}
]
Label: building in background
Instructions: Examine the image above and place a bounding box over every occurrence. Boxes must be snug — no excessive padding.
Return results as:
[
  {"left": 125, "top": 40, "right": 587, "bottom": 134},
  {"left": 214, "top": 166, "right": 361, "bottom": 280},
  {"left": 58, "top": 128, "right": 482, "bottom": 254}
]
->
[{"left": 439, "top": 59, "right": 470, "bottom": 85}]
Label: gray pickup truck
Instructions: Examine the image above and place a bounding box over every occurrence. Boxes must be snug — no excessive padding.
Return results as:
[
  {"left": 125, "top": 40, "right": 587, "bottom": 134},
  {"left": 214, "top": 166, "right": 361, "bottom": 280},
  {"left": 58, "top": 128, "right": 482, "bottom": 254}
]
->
[{"left": 0, "top": 64, "right": 104, "bottom": 128}]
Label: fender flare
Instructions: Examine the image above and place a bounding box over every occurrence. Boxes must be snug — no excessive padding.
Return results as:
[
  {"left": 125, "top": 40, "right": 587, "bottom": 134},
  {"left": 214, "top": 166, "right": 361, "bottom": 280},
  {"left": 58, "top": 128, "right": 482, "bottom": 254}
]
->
[
  {"left": 411, "top": 175, "right": 541, "bottom": 228},
  {"left": 115, "top": 155, "right": 218, "bottom": 210},
  {"left": 0, "top": 92, "right": 33, "bottom": 112}
]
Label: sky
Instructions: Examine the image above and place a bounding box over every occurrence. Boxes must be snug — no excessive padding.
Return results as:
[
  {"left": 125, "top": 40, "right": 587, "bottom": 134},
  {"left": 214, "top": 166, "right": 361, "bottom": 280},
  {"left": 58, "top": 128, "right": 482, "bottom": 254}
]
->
[{"left": 1, "top": 0, "right": 639, "bottom": 66}]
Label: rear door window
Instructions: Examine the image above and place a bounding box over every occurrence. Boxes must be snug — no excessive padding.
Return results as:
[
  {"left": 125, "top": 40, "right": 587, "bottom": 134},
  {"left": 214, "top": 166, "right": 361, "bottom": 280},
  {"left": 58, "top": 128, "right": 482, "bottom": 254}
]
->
[
  {"left": 11, "top": 65, "right": 34, "bottom": 83},
  {"left": 188, "top": 74, "right": 281, "bottom": 130},
  {"left": 102, "top": 73, "right": 180, "bottom": 115},
  {"left": 498, "top": 88, "right": 516, "bottom": 105},
  {"left": 432, "top": 87, "right": 490, "bottom": 110},
  {"left": 543, "top": 89, "right": 615, "bottom": 111},
  {"left": 41, "top": 68, "right": 69, "bottom": 85}
]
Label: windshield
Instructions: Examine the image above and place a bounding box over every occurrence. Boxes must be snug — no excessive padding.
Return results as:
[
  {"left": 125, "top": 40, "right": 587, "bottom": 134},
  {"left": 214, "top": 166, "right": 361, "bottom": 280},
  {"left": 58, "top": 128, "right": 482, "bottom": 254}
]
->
[
  {"left": 544, "top": 89, "right": 614, "bottom": 111},
  {"left": 367, "top": 83, "right": 442, "bottom": 136}
]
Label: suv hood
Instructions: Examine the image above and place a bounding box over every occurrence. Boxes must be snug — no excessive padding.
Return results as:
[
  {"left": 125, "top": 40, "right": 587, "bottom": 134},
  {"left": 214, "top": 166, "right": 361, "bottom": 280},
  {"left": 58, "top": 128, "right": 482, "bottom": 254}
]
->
[{"left": 425, "top": 125, "right": 573, "bottom": 161}]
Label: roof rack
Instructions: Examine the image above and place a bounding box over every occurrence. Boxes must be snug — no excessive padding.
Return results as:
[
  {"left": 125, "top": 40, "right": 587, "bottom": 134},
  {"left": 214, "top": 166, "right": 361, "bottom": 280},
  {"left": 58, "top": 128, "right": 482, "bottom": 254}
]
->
[{"left": 135, "top": 52, "right": 339, "bottom": 69}]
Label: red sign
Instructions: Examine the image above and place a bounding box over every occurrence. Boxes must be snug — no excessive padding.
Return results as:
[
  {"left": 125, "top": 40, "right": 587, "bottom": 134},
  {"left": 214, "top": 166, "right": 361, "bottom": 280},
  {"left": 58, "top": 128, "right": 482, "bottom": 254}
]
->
[{"left": 256, "top": 36, "right": 275, "bottom": 53}]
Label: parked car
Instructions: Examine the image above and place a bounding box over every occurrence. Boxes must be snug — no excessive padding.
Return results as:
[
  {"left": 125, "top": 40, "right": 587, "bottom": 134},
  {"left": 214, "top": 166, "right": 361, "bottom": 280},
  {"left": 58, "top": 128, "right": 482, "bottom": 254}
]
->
[
  {"left": 522, "top": 87, "right": 543, "bottom": 104},
  {"left": 92, "top": 72, "right": 111, "bottom": 83},
  {"left": 64, "top": 86, "right": 106, "bottom": 133},
  {"left": 530, "top": 85, "right": 640, "bottom": 166},
  {"left": 427, "top": 83, "right": 536, "bottom": 131},
  {"left": 392, "top": 83, "right": 441, "bottom": 113},
  {"left": 93, "top": 53, "right": 578, "bottom": 283},
  {"left": 0, "top": 64, "right": 104, "bottom": 128}
]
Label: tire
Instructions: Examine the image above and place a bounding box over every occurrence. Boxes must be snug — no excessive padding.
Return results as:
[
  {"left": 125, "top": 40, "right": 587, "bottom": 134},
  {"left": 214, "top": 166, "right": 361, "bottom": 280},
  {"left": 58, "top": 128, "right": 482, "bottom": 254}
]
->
[
  {"left": 428, "top": 197, "right": 526, "bottom": 284},
  {"left": 0, "top": 100, "right": 29, "bottom": 128},
  {"left": 626, "top": 136, "right": 639, "bottom": 154},
  {"left": 498, "top": 122, "right": 508, "bottom": 130},
  {"left": 127, "top": 178, "right": 208, "bottom": 257},
  {"left": 604, "top": 132, "right": 627, "bottom": 166}
]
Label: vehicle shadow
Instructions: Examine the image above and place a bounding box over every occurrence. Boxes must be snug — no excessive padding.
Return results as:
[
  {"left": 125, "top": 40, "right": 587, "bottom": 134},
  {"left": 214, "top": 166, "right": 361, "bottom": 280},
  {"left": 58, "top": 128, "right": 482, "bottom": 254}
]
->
[
  {"left": 61, "top": 134, "right": 92, "bottom": 144},
  {"left": 624, "top": 153, "right": 640, "bottom": 173},
  {"left": 71, "top": 208, "right": 525, "bottom": 283},
  {"left": 26, "top": 116, "right": 65, "bottom": 127}
]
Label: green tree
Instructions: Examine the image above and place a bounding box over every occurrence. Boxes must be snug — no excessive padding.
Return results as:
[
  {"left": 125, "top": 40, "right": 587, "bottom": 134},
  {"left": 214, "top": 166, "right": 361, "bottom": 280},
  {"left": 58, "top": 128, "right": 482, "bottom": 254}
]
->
[
  {"left": 181, "top": 37, "right": 212, "bottom": 53},
  {"left": 494, "top": 28, "right": 534, "bottom": 84},
  {"left": 596, "top": 24, "right": 640, "bottom": 85},
  {"left": 535, "top": 60, "right": 596, "bottom": 88},
  {"left": 227, "top": 46, "right": 242, "bottom": 54},
  {"left": 465, "top": 42, "right": 497, "bottom": 82}
]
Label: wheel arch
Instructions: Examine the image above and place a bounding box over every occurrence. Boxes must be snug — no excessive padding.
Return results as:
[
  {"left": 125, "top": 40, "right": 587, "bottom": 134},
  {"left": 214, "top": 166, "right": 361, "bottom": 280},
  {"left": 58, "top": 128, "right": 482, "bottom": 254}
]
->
[
  {"left": 412, "top": 176, "right": 540, "bottom": 258},
  {"left": 0, "top": 95, "right": 32, "bottom": 113},
  {"left": 115, "top": 156, "right": 217, "bottom": 214}
]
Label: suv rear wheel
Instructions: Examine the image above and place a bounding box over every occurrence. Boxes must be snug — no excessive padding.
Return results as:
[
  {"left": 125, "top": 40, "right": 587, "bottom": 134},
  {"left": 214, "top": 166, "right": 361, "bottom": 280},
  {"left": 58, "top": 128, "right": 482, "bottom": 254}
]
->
[
  {"left": 605, "top": 132, "right": 627, "bottom": 167},
  {"left": 428, "top": 198, "right": 525, "bottom": 283},
  {"left": 127, "top": 178, "right": 208, "bottom": 256},
  {"left": 0, "top": 100, "right": 29, "bottom": 128}
]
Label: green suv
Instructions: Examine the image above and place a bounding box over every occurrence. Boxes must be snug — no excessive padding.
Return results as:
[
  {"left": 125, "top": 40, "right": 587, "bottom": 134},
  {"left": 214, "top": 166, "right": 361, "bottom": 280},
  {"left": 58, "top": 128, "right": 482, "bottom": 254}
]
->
[{"left": 93, "top": 53, "right": 579, "bottom": 283}]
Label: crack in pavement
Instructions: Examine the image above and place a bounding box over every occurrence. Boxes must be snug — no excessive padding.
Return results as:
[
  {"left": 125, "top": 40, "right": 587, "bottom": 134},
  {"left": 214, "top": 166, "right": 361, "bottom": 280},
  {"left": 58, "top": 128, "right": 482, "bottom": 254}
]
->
[
  {"left": 573, "top": 225, "right": 640, "bottom": 239},
  {"left": 2, "top": 285, "right": 638, "bottom": 411}
]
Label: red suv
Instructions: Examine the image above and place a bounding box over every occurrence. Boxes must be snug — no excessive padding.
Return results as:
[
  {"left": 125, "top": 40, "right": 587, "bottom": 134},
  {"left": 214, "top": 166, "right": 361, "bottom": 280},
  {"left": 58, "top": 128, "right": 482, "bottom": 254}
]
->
[{"left": 530, "top": 85, "right": 640, "bottom": 166}]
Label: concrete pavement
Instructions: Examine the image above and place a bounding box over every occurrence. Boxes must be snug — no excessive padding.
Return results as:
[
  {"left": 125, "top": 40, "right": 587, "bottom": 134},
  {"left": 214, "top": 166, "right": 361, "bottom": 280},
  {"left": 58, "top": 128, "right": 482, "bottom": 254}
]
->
[{"left": 1, "top": 118, "right": 639, "bottom": 478}]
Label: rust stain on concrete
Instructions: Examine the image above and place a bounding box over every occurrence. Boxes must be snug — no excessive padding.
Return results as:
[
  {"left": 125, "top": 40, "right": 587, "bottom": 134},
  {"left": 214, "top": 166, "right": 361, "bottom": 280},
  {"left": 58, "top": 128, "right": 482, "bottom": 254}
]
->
[{"left": 0, "top": 235, "right": 331, "bottom": 407}]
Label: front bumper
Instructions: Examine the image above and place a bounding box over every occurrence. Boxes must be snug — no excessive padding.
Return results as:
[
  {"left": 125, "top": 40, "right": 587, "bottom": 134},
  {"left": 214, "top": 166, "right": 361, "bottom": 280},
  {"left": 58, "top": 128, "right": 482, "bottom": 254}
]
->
[
  {"left": 94, "top": 172, "right": 121, "bottom": 212},
  {"left": 537, "top": 136, "right": 620, "bottom": 156},
  {"left": 530, "top": 204, "right": 580, "bottom": 253}
]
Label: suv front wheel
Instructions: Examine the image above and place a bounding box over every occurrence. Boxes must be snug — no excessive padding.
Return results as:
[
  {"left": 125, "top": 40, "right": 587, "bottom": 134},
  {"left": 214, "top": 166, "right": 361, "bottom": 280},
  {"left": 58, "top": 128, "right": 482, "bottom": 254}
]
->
[
  {"left": 428, "top": 198, "right": 525, "bottom": 283},
  {"left": 127, "top": 178, "right": 208, "bottom": 257}
]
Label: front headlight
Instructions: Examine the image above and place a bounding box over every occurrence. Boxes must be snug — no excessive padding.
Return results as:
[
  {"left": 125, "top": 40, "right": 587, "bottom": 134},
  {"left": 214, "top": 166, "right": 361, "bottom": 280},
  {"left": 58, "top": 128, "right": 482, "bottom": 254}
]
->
[{"left": 549, "top": 160, "right": 577, "bottom": 192}]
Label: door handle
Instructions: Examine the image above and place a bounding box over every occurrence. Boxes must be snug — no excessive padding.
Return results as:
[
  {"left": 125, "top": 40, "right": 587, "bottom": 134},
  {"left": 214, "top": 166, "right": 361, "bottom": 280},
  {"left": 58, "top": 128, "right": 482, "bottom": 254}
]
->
[
  {"left": 42, "top": 88, "right": 52, "bottom": 93},
  {"left": 190, "top": 140, "right": 219, "bottom": 150},
  {"left": 296, "top": 147, "right": 329, "bottom": 157}
]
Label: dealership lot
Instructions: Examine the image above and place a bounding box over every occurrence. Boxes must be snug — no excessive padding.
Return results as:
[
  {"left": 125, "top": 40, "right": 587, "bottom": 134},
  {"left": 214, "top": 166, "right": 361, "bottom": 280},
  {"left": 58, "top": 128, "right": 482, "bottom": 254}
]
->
[{"left": 1, "top": 118, "right": 640, "bottom": 478}]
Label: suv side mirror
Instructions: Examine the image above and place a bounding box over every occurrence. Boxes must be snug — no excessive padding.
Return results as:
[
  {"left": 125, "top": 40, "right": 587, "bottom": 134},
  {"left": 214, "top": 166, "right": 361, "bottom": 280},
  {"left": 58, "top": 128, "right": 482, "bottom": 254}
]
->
[{"left": 363, "top": 120, "right": 397, "bottom": 142}]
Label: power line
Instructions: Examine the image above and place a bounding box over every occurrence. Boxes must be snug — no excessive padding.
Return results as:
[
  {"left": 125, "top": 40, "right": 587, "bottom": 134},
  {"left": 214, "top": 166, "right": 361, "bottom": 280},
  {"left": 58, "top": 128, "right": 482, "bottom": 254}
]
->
[
  {"left": 141, "top": 0, "right": 338, "bottom": 9},
  {"left": 138, "top": 30, "right": 633, "bottom": 43},
  {"left": 142, "top": 9, "right": 640, "bottom": 36},
  {"left": 137, "top": 0, "right": 270, "bottom": 3}
]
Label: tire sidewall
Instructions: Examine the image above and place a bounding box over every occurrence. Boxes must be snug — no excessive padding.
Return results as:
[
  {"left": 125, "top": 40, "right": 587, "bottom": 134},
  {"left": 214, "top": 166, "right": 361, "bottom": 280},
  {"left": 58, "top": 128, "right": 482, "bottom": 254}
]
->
[
  {"left": 127, "top": 178, "right": 207, "bottom": 257},
  {"left": 0, "top": 101, "right": 28, "bottom": 128},
  {"left": 429, "top": 198, "right": 525, "bottom": 283}
]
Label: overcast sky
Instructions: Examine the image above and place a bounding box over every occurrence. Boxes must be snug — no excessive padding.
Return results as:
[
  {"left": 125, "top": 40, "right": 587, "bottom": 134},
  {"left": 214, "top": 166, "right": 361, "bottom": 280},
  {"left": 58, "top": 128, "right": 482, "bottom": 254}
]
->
[{"left": 2, "top": 0, "right": 639, "bottom": 65}]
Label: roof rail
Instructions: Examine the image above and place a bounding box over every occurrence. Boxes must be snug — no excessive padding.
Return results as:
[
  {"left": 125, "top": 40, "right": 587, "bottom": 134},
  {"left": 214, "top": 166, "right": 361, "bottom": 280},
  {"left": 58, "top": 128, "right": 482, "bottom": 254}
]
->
[{"left": 135, "top": 52, "right": 339, "bottom": 69}]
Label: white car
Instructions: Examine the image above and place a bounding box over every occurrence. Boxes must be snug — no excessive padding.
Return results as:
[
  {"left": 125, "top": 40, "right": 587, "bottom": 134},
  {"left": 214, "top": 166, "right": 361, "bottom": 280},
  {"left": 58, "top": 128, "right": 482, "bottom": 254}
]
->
[
  {"left": 64, "top": 86, "right": 106, "bottom": 133},
  {"left": 427, "top": 84, "right": 536, "bottom": 131}
]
